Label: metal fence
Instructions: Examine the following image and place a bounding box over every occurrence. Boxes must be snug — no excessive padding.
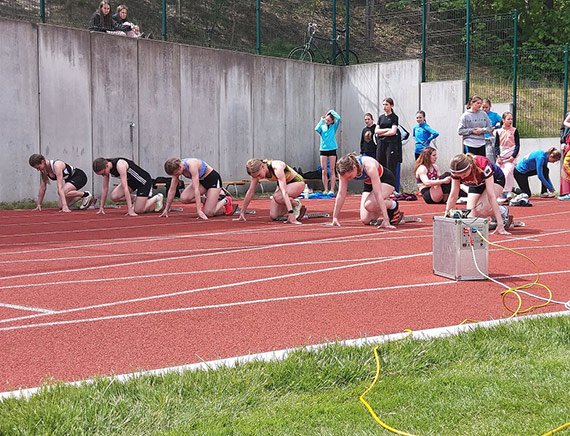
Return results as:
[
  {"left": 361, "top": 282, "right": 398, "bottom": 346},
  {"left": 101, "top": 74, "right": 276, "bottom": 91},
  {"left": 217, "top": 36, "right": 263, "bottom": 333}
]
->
[{"left": 1, "top": 0, "right": 567, "bottom": 137}]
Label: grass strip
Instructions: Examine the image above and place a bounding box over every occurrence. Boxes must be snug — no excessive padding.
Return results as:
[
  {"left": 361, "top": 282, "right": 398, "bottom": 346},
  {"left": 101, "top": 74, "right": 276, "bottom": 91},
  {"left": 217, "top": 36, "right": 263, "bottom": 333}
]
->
[{"left": 1, "top": 315, "right": 569, "bottom": 435}]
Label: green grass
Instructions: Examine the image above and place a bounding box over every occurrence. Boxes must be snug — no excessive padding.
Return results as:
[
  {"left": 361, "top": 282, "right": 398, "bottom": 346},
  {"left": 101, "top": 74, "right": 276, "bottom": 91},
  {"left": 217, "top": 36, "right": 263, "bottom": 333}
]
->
[{"left": 1, "top": 315, "right": 569, "bottom": 435}]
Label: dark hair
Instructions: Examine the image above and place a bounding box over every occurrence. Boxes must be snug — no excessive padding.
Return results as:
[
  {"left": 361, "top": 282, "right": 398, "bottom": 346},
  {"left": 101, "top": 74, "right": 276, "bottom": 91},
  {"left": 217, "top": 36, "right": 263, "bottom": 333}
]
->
[
  {"left": 164, "top": 158, "right": 182, "bottom": 175},
  {"left": 96, "top": 1, "right": 113, "bottom": 28},
  {"left": 93, "top": 157, "right": 109, "bottom": 173},
  {"left": 547, "top": 147, "right": 561, "bottom": 161},
  {"left": 29, "top": 154, "right": 45, "bottom": 167},
  {"left": 500, "top": 111, "right": 513, "bottom": 127}
]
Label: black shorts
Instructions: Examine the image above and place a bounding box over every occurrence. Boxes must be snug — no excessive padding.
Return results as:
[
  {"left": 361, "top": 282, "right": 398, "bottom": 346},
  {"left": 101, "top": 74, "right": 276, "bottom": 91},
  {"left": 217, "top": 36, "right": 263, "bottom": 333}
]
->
[
  {"left": 421, "top": 187, "right": 445, "bottom": 204},
  {"left": 199, "top": 169, "right": 222, "bottom": 190},
  {"left": 66, "top": 168, "right": 87, "bottom": 190},
  {"left": 468, "top": 175, "right": 505, "bottom": 195},
  {"left": 320, "top": 149, "right": 337, "bottom": 157},
  {"left": 363, "top": 165, "right": 396, "bottom": 193},
  {"left": 128, "top": 176, "right": 153, "bottom": 197}
]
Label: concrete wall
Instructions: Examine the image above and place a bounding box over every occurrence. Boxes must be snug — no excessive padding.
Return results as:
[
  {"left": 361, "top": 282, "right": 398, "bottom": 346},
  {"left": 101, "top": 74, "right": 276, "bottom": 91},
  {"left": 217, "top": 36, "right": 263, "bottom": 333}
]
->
[{"left": 0, "top": 17, "right": 562, "bottom": 203}]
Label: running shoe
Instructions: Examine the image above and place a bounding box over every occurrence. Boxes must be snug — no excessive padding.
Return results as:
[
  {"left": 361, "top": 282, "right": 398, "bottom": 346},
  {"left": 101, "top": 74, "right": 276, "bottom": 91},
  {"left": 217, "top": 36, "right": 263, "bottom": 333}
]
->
[
  {"left": 293, "top": 200, "right": 303, "bottom": 218},
  {"left": 540, "top": 192, "right": 556, "bottom": 198},
  {"left": 224, "top": 196, "right": 233, "bottom": 215},
  {"left": 154, "top": 193, "right": 164, "bottom": 212},
  {"left": 499, "top": 205, "right": 512, "bottom": 229},
  {"left": 79, "top": 191, "right": 93, "bottom": 210},
  {"left": 558, "top": 194, "right": 570, "bottom": 201},
  {"left": 387, "top": 201, "right": 404, "bottom": 225},
  {"left": 296, "top": 205, "right": 307, "bottom": 221}
]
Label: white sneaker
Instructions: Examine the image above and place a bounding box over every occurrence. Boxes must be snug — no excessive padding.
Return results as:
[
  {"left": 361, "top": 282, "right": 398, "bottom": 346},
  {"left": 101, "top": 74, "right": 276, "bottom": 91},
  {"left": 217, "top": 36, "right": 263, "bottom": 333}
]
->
[
  {"left": 457, "top": 197, "right": 467, "bottom": 204},
  {"left": 154, "top": 193, "right": 164, "bottom": 212},
  {"left": 79, "top": 191, "right": 93, "bottom": 210}
]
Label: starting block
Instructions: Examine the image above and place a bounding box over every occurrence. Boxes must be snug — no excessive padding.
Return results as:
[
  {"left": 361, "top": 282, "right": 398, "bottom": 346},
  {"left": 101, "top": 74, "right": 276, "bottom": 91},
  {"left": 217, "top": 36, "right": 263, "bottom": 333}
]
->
[
  {"left": 273, "top": 210, "right": 330, "bottom": 221},
  {"left": 369, "top": 216, "right": 423, "bottom": 226}
]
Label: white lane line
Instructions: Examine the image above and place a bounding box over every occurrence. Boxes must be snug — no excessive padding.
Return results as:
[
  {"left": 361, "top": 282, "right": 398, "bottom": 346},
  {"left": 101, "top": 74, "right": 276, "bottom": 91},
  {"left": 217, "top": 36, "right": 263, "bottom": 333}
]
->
[
  {"left": 2, "top": 310, "right": 568, "bottom": 401},
  {"left": 0, "top": 303, "right": 55, "bottom": 314},
  {"left": 0, "top": 256, "right": 391, "bottom": 290},
  {"left": 0, "top": 229, "right": 423, "bottom": 281},
  {"left": 0, "top": 252, "right": 431, "bottom": 326},
  {"left": 1, "top": 267, "right": 569, "bottom": 332}
]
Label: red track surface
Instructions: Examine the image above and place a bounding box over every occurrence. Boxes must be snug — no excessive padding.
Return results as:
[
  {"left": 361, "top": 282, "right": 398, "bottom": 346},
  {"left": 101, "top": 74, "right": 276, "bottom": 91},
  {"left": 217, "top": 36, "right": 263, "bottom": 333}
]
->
[{"left": 1, "top": 196, "right": 569, "bottom": 392}]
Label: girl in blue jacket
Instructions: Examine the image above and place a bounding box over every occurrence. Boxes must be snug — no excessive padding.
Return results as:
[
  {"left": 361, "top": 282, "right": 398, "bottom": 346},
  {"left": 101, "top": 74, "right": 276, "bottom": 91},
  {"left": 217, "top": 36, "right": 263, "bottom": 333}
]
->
[
  {"left": 413, "top": 110, "right": 439, "bottom": 160},
  {"left": 315, "top": 109, "right": 341, "bottom": 194}
]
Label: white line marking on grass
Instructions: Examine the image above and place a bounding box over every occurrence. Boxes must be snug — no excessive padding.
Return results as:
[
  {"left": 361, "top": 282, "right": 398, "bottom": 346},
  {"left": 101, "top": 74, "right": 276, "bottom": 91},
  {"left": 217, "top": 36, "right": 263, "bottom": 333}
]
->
[
  {"left": 2, "top": 309, "right": 570, "bottom": 401},
  {"left": 0, "top": 252, "right": 431, "bottom": 326},
  {"left": 0, "top": 303, "right": 55, "bottom": 314}
]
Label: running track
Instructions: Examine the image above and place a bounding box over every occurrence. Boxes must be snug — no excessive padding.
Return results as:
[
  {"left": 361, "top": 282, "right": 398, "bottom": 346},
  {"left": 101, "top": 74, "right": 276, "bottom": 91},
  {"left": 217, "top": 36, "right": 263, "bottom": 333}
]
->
[{"left": 1, "top": 196, "right": 569, "bottom": 393}]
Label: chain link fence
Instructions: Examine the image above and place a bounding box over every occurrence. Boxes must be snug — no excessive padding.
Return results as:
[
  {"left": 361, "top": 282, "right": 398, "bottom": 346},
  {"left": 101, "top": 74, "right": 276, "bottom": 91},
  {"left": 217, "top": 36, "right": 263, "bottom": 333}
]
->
[{"left": 1, "top": 0, "right": 567, "bottom": 136}]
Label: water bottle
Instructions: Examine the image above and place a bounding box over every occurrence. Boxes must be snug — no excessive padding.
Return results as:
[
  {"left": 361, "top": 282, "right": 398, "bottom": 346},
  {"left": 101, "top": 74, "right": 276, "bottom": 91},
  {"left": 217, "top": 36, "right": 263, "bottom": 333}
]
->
[{"left": 303, "top": 183, "right": 309, "bottom": 199}]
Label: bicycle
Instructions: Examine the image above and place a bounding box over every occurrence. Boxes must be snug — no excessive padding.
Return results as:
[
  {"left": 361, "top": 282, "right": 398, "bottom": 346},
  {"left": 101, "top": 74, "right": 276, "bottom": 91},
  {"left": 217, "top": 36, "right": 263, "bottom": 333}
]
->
[{"left": 288, "top": 23, "right": 359, "bottom": 65}]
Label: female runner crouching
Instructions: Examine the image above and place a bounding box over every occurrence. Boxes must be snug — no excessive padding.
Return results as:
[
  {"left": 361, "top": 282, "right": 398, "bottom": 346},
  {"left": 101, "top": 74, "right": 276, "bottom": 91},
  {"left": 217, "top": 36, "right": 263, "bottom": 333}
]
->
[{"left": 331, "top": 153, "right": 403, "bottom": 228}]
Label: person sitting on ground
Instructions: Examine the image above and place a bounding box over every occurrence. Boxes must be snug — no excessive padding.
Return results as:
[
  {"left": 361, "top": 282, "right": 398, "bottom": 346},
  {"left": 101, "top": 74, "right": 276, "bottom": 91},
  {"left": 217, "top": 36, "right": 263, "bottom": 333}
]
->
[
  {"left": 113, "top": 5, "right": 142, "bottom": 38},
  {"left": 331, "top": 152, "right": 403, "bottom": 229},
  {"left": 238, "top": 159, "right": 306, "bottom": 224},
  {"left": 414, "top": 147, "right": 452, "bottom": 204},
  {"left": 513, "top": 147, "right": 561, "bottom": 198},
  {"left": 93, "top": 157, "right": 163, "bottom": 216},
  {"left": 445, "top": 153, "right": 512, "bottom": 235},
  {"left": 89, "top": 0, "right": 129, "bottom": 35},
  {"left": 29, "top": 154, "right": 93, "bottom": 213},
  {"left": 160, "top": 158, "right": 235, "bottom": 219}
]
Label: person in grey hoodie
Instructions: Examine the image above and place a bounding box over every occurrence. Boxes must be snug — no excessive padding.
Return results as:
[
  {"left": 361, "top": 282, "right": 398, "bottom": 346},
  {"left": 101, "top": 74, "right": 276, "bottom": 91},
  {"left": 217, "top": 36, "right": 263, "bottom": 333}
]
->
[{"left": 457, "top": 95, "right": 492, "bottom": 156}]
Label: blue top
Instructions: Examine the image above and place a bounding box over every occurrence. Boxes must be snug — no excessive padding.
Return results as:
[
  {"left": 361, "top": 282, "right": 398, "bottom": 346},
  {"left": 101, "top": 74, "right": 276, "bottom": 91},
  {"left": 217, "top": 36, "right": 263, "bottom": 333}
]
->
[
  {"left": 484, "top": 111, "right": 502, "bottom": 138},
  {"left": 515, "top": 150, "right": 554, "bottom": 191},
  {"left": 412, "top": 122, "right": 439, "bottom": 155},
  {"left": 315, "top": 110, "right": 341, "bottom": 151},
  {"left": 183, "top": 158, "right": 208, "bottom": 179}
]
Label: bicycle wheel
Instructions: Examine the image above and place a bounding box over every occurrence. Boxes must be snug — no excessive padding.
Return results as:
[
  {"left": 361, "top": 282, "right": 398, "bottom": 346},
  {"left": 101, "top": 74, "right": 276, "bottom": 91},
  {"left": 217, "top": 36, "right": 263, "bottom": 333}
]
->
[
  {"left": 288, "top": 47, "right": 314, "bottom": 62},
  {"left": 334, "top": 49, "right": 359, "bottom": 65}
]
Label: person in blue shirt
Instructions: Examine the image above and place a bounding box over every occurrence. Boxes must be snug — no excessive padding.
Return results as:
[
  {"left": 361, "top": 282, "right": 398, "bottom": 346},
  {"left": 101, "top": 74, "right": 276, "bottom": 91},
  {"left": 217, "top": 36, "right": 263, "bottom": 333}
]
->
[
  {"left": 482, "top": 99, "right": 502, "bottom": 161},
  {"left": 513, "top": 147, "right": 561, "bottom": 198},
  {"left": 413, "top": 110, "right": 439, "bottom": 160},
  {"left": 315, "top": 109, "right": 341, "bottom": 194}
]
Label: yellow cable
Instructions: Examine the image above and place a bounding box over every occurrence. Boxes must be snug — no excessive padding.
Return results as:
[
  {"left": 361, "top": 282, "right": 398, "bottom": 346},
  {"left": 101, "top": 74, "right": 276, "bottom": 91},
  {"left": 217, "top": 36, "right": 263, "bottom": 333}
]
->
[
  {"left": 476, "top": 231, "right": 553, "bottom": 316},
  {"left": 359, "top": 330, "right": 416, "bottom": 435}
]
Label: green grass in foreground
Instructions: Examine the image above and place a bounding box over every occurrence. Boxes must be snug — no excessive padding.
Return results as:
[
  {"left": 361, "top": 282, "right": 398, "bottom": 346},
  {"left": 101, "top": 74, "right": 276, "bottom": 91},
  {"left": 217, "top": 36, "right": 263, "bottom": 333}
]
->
[{"left": 1, "top": 316, "right": 569, "bottom": 435}]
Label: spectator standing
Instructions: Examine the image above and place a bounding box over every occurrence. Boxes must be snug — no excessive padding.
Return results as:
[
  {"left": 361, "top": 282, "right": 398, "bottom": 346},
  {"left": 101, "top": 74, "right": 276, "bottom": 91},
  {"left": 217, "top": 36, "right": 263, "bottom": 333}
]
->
[
  {"left": 315, "top": 109, "right": 341, "bottom": 194},
  {"left": 375, "top": 97, "right": 400, "bottom": 187},
  {"left": 412, "top": 110, "right": 439, "bottom": 160},
  {"left": 482, "top": 98, "right": 502, "bottom": 161},
  {"left": 360, "top": 113, "right": 376, "bottom": 159},
  {"left": 457, "top": 96, "right": 492, "bottom": 156},
  {"left": 494, "top": 111, "right": 520, "bottom": 200},
  {"left": 559, "top": 112, "right": 570, "bottom": 200}
]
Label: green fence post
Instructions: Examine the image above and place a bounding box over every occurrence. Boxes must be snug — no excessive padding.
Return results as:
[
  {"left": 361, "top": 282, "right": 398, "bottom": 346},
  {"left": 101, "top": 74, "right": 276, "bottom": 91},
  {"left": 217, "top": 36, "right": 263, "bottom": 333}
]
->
[
  {"left": 345, "top": 0, "right": 350, "bottom": 65},
  {"left": 332, "top": 0, "right": 337, "bottom": 64},
  {"left": 512, "top": 10, "right": 518, "bottom": 126},
  {"left": 40, "top": 0, "right": 45, "bottom": 23},
  {"left": 162, "top": 0, "right": 167, "bottom": 41},
  {"left": 465, "top": 0, "right": 470, "bottom": 100},
  {"left": 256, "top": 0, "right": 261, "bottom": 55},
  {"left": 421, "top": 0, "right": 426, "bottom": 82},
  {"left": 562, "top": 43, "right": 568, "bottom": 119}
]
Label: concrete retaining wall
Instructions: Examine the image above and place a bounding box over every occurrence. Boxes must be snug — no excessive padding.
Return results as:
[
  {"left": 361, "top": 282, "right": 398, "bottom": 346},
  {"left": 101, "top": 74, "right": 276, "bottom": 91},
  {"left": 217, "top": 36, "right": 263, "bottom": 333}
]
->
[{"left": 0, "top": 17, "right": 562, "bottom": 203}]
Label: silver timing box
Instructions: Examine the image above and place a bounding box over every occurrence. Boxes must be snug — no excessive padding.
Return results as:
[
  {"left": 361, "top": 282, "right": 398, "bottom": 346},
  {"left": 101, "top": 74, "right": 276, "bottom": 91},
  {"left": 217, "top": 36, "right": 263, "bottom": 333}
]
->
[{"left": 433, "top": 216, "right": 488, "bottom": 281}]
